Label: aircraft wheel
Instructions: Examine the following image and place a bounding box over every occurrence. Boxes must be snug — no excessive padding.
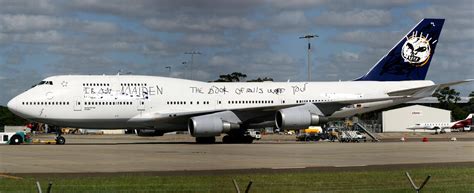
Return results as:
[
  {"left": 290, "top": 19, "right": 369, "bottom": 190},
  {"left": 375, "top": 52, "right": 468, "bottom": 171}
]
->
[
  {"left": 56, "top": 136, "right": 66, "bottom": 145},
  {"left": 222, "top": 135, "right": 253, "bottom": 144},
  {"left": 9, "top": 135, "right": 22, "bottom": 145},
  {"left": 244, "top": 137, "right": 254, "bottom": 144},
  {"left": 222, "top": 135, "right": 233, "bottom": 144}
]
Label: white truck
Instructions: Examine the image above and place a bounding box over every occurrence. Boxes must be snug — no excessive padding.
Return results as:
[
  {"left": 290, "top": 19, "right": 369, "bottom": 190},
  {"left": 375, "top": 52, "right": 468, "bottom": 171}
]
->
[
  {"left": 1, "top": 132, "right": 17, "bottom": 144},
  {"left": 0, "top": 131, "right": 32, "bottom": 145},
  {"left": 340, "top": 131, "right": 366, "bottom": 143},
  {"left": 246, "top": 130, "right": 261, "bottom": 140}
]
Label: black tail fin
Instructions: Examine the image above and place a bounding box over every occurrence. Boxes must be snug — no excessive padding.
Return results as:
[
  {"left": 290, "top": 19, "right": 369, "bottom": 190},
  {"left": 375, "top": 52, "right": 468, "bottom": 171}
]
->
[{"left": 356, "top": 18, "right": 445, "bottom": 81}]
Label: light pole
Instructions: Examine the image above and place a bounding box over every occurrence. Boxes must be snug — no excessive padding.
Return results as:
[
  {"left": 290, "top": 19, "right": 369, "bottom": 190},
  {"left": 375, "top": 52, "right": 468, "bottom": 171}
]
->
[
  {"left": 299, "top": 34, "right": 318, "bottom": 81},
  {"left": 184, "top": 51, "right": 201, "bottom": 80},
  {"left": 182, "top": 61, "right": 188, "bottom": 79},
  {"left": 165, "top": 66, "right": 171, "bottom": 76}
]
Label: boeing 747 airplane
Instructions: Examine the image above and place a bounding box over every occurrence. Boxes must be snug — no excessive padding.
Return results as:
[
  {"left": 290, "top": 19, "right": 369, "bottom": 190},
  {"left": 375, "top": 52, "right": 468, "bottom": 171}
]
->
[{"left": 7, "top": 18, "right": 472, "bottom": 144}]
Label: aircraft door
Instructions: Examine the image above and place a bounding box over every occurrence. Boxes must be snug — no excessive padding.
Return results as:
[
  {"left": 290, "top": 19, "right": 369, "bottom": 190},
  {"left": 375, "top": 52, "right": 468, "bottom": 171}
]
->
[
  {"left": 137, "top": 99, "right": 145, "bottom": 111},
  {"left": 74, "top": 97, "right": 82, "bottom": 111}
]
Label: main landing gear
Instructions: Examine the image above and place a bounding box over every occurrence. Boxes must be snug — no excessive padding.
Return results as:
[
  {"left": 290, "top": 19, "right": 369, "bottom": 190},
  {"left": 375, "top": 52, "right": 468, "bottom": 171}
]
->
[
  {"left": 194, "top": 135, "right": 254, "bottom": 144},
  {"left": 194, "top": 130, "right": 257, "bottom": 144},
  {"left": 222, "top": 131, "right": 254, "bottom": 144},
  {"left": 55, "top": 130, "right": 66, "bottom": 145},
  {"left": 195, "top": 137, "right": 216, "bottom": 144}
]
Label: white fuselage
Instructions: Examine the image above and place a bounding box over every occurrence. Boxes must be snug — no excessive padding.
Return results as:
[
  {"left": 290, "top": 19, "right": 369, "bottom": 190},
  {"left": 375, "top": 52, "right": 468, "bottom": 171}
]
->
[
  {"left": 407, "top": 122, "right": 455, "bottom": 130},
  {"left": 7, "top": 75, "right": 434, "bottom": 131}
]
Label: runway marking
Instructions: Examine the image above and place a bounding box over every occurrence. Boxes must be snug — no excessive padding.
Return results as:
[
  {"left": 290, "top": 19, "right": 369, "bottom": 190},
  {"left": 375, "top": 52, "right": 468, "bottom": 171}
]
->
[
  {"left": 334, "top": 165, "right": 368, "bottom": 167},
  {"left": 0, "top": 174, "right": 23, "bottom": 180},
  {"left": 271, "top": 166, "right": 306, "bottom": 170}
]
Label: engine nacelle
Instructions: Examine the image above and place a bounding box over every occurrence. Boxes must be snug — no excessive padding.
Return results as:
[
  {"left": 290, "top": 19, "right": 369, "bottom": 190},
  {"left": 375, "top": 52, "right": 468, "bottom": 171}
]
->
[
  {"left": 276, "top": 106, "right": 328, "bottom": 130},
  {"left": 188, "top": 114, "right": 239, "bottom": 137},
  {"left": 135, "top": 129, "right": 164, "bottom": 137}
]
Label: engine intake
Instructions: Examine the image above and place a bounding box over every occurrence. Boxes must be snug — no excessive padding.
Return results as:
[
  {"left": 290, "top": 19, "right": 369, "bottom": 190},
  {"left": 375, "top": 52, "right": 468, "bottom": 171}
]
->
[{"left": 276, "top": 106, "right": 328, "bottom": 130}]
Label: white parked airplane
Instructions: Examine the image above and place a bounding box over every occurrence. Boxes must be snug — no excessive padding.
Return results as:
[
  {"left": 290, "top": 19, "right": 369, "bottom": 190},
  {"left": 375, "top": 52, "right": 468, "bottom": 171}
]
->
[
  {"left": 407, "top": 114, "right": 473, "bottom": 134},
  {"left": 6, "top": 18, "right": 472, "bottom": 144}
]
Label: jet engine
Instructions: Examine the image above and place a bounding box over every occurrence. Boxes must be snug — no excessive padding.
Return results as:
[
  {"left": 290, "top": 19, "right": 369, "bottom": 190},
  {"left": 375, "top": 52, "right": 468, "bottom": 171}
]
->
[
  {"left": 276, "top": 105, "right": 328, "bottom": 130},
  {"left": 135, "top": 129, "right": 165, "bottom": 137},
  {"left": 188, "top": 112, "right": 240, "bottom": 137}
]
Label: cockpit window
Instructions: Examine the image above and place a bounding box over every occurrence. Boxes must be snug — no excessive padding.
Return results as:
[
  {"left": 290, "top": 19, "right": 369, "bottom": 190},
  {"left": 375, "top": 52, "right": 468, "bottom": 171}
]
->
[{"left": 32, "top": 81, "right": 53, "bottom": 87}]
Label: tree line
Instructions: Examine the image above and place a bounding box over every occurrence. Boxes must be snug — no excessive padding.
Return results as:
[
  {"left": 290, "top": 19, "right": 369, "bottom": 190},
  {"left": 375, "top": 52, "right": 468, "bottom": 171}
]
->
[{"left": 433, "top": 87, "right": 474, "bottom": 120}]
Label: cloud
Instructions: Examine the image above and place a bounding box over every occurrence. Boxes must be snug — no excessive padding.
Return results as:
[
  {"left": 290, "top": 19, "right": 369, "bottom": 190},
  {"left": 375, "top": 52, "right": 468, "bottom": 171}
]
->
[
  {"left": 47, "top": 45, "right": 94, "bottom": 56},
  {"left": 315, "top": 9, "right": 392, "bottom": 27},
  {"left": 11, "top": 30, "right": 64, "bottom": 44},
  {"left": 233, "top": 52, "right": 301, "bottom": 80},
  {"left": 333, "top": 30, "right": 403, "bottom": 48},
  {"left": 182, "top": 34, "right": 227, "bottom": 47},
  {"left": 142, "top": 40, "right": 172, "bottom": 56},
  {"left": 66, "top": 0, "right": 262, "bottom": 18},
  {"left": 266, "top": 11, "right": 310, "bottom": 31},
  {"left": 270, "top": 0, "right": 325, "bottom": 10},
  {"left": 0, "top": 14, "right": 64, "bottom": 32},
  {"left": 326, "top": 0, "right": 415, "bottom": 11},
  {"left": 144, "top": 16, "right": 257, "bottom": 33},
  {"left": 0, "top": 0, "right": 57, "bottom": 15},
  {"left": 0, "top": 32, "right": 7, "bottom": 44},
  {"left": 78, "top": 20, "right": 121, "bottom": 35},
  {"left": 0, "top": 0, "right": 473, "bottom": 105},
  {"left": 333, "top": 51, "right": 359, "bottom": 63},
  {"left": 209, "top": 55, "right": 238, "bottom": 66},
  {"left": 47, "top": 56, "right": 120, "bottom": 74}
]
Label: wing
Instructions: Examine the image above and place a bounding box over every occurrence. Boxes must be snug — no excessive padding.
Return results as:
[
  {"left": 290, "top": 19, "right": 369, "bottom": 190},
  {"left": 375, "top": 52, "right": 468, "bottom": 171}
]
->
[{"left": 128, "top": 95, "right": 409, "bottom": 127}]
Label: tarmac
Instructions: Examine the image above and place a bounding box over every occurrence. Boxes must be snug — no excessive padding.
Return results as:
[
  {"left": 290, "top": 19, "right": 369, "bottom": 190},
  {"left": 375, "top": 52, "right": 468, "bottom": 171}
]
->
[{"left": 0, "top": 134, "right": 473, "bottom": 174}]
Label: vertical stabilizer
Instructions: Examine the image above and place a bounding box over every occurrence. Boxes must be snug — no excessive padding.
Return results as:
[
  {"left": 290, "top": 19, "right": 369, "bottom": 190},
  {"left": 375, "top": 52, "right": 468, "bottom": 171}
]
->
[{"left": 356, "top": 18, "right": 445, "bottom": 81}]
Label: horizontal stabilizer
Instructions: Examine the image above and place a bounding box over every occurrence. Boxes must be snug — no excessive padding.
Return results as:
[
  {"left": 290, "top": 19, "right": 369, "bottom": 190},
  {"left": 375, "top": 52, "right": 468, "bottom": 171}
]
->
[
  {"left": 387, "top": 79, "right": 473, "bottom": 97},
  {"left": 438, "top": 79, "right": 474, "bottom": 89}
]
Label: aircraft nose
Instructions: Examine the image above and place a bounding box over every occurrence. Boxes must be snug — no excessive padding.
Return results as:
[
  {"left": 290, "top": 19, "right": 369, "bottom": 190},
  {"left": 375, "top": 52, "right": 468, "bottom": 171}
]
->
[{"left": 7, "top": 96, "right": 22, "bottom": 117}]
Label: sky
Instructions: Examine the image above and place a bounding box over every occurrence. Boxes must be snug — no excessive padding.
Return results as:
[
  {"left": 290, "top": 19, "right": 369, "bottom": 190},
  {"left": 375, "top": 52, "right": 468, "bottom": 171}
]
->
[{"left": 0, "top": 0, "right": 473, "bottom": 105}]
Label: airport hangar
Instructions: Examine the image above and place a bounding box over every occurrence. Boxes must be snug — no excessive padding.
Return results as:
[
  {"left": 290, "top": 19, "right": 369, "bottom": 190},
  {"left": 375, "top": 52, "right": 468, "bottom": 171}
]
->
[
  {"left": 357, "top": 97, "right": 470, "bottom": 133},
  {"left": 381, "top": 105, "right": 450, "bottom": 132}
]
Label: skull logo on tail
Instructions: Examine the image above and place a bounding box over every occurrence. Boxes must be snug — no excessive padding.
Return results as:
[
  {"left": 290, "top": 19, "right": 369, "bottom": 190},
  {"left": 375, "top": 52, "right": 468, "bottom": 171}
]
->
[{"left": 401, "top": 31, "right": 431, "bottom": 67}]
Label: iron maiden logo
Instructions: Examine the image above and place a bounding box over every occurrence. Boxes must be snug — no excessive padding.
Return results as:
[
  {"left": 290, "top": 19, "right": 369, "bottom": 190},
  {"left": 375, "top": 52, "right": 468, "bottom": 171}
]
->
[{"left": 401, "top": 31, "right": 432, "bottom": 67}]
